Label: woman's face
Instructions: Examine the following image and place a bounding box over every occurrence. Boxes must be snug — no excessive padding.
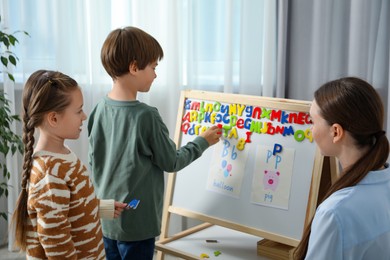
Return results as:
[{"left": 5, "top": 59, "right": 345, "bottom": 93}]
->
[{"left": 310, "top": 100, "right": 336, "bottom": 156}]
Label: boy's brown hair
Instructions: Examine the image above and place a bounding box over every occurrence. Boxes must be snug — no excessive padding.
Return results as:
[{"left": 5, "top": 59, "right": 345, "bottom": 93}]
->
[{"left": 101, "top": 26, "right": 164, "bottom": 79}]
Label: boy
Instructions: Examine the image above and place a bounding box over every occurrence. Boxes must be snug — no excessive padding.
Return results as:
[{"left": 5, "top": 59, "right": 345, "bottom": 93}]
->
[{"left": 88, "top": 26, "right": 222, "bottom": 259}]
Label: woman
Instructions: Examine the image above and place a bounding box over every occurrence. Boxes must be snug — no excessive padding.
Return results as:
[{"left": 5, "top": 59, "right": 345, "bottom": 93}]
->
[{"left": 294, "top": 77, "right": 390, "bottom": 259}]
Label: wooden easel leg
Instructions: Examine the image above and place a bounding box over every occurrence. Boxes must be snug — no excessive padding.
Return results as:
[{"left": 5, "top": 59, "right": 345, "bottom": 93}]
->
[
  {"left": 257, "top": 239, "right": 295, "bottom": 260},
  {"left": 156, "top": 250, "right": 164, "bottom": 260},
  {"left": 315, "top": 156, "right": 340, "bottom": 206}
]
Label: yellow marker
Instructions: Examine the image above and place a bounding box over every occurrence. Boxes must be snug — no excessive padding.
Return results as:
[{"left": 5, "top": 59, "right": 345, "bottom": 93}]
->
[{"left": 200, "top": 253, "right": 210, "bottom": 258}]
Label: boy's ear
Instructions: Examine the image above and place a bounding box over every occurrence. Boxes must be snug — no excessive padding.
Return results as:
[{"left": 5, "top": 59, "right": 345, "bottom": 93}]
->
[{"left": 129, "top": 61, "right": 138, "bottom": 74}]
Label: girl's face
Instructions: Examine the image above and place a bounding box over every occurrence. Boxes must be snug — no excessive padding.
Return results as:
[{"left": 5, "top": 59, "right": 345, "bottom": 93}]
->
[
  {"left": 309, "top": 100, "right": 336, "bottom": 156},
  {"left": 56, "top": 88, "right": 87, "bottom": 140}
]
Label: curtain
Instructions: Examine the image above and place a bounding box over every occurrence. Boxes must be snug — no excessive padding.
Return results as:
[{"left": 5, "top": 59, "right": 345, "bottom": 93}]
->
[
  {"left": 287, "top": 0, "right": 390, "bottom": 131},
  {"left": 1, "top": 0, "right": 280, "bottom": 249}
]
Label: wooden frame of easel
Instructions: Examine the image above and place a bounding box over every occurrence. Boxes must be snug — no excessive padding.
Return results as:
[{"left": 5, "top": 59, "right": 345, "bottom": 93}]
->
[{"left": 155, "top": 90, "right": 339, "bottom": 260}]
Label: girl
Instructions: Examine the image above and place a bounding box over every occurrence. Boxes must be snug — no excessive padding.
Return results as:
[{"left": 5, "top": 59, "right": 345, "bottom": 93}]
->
[
  {"left": 11, "top": 70, "right": 128, "bottom": 259},
  {"left": 294, "top": 77, "right": 390, "bottom": 259}
]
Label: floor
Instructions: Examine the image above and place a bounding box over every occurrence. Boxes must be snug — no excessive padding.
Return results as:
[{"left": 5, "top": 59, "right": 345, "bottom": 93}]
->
[
  {"left": 0, "top": 245, "right": 171, "bottom": 259},
  {"left": 0, "top": 245, "right": 25, "bottom": 260}
]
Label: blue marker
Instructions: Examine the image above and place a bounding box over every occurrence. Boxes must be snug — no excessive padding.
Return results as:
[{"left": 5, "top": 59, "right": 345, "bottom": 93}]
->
[{"left": 128, "top": 199, "right": 140, "bottom": 209}]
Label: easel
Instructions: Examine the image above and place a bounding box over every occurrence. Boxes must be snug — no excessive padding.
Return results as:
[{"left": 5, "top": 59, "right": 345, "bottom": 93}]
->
[
  {"left": 155, "top": 156, "right": 339, "bottom": 260},
  {"left": 155, "top": 90, "right": 340, "bottom": 260}
]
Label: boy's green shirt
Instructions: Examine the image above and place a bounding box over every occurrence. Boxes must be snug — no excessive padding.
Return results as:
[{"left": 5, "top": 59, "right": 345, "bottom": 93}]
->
[{"left": 88, "top": 96, "right": 209, "bottom": 241}]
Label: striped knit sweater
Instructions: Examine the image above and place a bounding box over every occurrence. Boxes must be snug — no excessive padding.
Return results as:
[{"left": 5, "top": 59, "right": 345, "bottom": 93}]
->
[{"left": 26, "top": 150, "right": 107, "bottom": 260}]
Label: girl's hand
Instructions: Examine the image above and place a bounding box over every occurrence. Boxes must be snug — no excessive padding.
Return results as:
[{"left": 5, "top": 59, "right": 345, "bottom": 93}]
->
[{"left": 114, "top": 201, "right": 128, "bottom": 218}]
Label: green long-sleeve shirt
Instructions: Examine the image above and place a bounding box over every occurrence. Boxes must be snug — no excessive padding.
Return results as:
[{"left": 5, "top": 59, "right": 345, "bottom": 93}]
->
[{"left": 88, "top": 96, "right": 209, "bottom": 241}]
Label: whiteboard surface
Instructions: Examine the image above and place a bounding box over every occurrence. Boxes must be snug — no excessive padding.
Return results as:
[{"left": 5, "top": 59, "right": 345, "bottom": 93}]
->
[{"left": 168, "top": 91, "right": 319, "bottom": 245}]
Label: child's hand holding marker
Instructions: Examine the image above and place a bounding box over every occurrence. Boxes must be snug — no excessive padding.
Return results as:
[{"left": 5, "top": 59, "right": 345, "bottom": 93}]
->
[
  {"left": 111, "top": 199, "right": 140, "bottom": 219},
  {"left": 114, "top": 201, "right": 129, "bottom": 218}
]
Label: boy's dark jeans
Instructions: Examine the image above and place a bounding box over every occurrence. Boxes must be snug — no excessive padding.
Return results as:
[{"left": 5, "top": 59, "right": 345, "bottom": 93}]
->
[{"left": 103, "top": 236, "right": 155, "bottom": 260}]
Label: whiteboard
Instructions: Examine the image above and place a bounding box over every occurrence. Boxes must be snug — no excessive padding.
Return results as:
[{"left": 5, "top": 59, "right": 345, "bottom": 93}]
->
[{"left": 161, "top": 90, "right": 323, "bottom": 247}]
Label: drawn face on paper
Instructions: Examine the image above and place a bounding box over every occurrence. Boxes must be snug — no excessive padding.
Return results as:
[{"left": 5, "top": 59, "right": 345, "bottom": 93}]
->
[{"left": 263, "top": 170, "right": 280, "bottom": 191}]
